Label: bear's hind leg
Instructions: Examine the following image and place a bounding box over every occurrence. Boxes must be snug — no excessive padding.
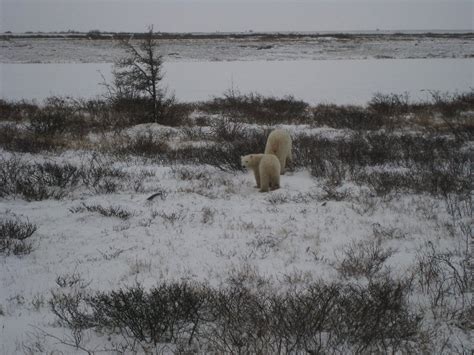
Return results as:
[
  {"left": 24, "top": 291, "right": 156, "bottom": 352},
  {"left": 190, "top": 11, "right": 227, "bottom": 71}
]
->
[{"left": 279, "top": 153, "right": 286, "bottom": 175}]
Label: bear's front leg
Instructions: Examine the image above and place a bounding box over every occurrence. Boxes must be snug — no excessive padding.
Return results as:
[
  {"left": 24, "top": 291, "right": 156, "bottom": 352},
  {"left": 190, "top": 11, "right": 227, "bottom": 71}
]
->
[{"left": 253, "top": 169, "right": 261, "bottom": 188}]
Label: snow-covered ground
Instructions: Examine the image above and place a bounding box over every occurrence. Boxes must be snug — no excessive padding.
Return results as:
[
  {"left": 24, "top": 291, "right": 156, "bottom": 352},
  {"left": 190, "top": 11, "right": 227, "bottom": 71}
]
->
[
  {"left": 0, "top": 119, "right": 472, "bottom": 352},
  {"left": 2, "top": 59, "right": 473, "bottom": 104},
  {"left": 0, "top": 160, "right": 463, "bottom": 353}
]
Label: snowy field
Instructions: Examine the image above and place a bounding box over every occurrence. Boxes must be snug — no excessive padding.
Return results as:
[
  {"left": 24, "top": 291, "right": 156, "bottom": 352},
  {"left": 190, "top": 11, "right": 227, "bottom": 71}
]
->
[
  {"left": 2, "top": 32, "right": 473, "bottom": 104},
  {"left": 0, "top": 32, "right": 472, "bottom": 353},
  {"left": 1, "top": 109, "right": 472, "bottom": 353},
  {"left": 1, "top": 32, "right": 473, "bottom": 63}
]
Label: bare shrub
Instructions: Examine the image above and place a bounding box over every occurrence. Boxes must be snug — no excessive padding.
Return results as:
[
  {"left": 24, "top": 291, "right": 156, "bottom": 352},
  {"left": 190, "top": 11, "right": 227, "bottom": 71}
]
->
[
  {"left": 69, "top": 203, "right": 133, "bottom": 220},
  {"left": 90, "top": 283, "right": 210, "bottom": 346},
  {"left": 49, "top": 275, "right": 422, "bottom": 353},
  {"left": 311, "top": 159, "right": 352, "bottom": 187},
  {"left": 444, "top": 192, "right": 472, "bottom": 251},
  {"left": 333, "top": 238, "right": 396, "bottom": 280},
  {"left": 207, "top": 284, "right": 271, "bottom": 354},
  {"left": 0, "top": 99, "right": 38, "bottom": 122},
  {"left": 49, "top": 273, "right": 95, "bottom": 349},
  {"left": 320, "top": 185, "right": 350, "bottom": 201},
  {"left": 210, "top": 117, "right": 247, "bottom": 142},
  {"left": 295, "top": 131, "right": 469, "bottom": 196},
  {"left": 429, "top": 89, "right": 474, "bottom": 118},
  {"left": 79, "top": 154, "right": 126, "bottom": 194},
  {"left": 0, "top": 217, "right": 37, "bottom": 255},
  {"left": 0, "top": 155, "right": 127, "bottom": 200},
  {"left": 180, "top": 125, "right": 209, "bottom": 142},
  {"left": 55, "top": 272, "right": 91, "bottom": 290},
  {"left": 415, "top": 242, "right": 471, "bottom": 328},
  {"left": 270, "top": 283, "right": 341, "bottom": 353},
  {"left": 293, "top": 134, "right": 366, "bottom": 172},
  {"left": 312, "top": 104, "right": 382, "bottom": 130},
  {"left": 0, "top": 124, "right": 65, "bottom": 153},
  {"left": 340, "top": 129, "right": 459, "bottom": 167},
  {"left": 159, "top": 100, "right": 192, "bottom": 127},
  {"left": 0, "top": 157, "right": 80, "bottom": 200},
  {"left": 115, "top": 132, "right": 169, "bottom": 157},
  {"left": 247, "top": 233, "right": 288, "bottom": 259},
  {"left": 200, "top": 90, "right": 310, "bottom": 124},
  {"left": 357, "top": 154, "right": 471, "bottom": 196},
  {"left": 266, "top": 192, "right": 291, "bottom": 205},
  {"left": 196, "top": 90, "right": 473, "bottom": 130},
  {"left": 430, "top": 90, "right": 474, "bottom": 141},
  {"left": 170, "top": 166, "right": 212, "bottom": 181},
  {"left": 49, "top": 290, "right": 95, "bottom": 349},
  {"left": 156, "top": 210, "right": 185, "bottom": 224},
  {"left": 29, "top": 97, "right": 76, "bottom": 136},
  {"left": 368, "top": 92, "right": 410, "bottom": 116},
  {"left": 334, "top": 277, "right": 420, "bottom": 353},
  {"left": 36, "top": 161, "right": 81, "bottom": 189}
]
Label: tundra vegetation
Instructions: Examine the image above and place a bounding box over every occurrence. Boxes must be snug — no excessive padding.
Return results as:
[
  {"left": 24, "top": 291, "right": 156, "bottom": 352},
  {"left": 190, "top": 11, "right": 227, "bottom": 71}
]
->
[{"left": 0, "top": 88, "right": 472, "bottom": 353}]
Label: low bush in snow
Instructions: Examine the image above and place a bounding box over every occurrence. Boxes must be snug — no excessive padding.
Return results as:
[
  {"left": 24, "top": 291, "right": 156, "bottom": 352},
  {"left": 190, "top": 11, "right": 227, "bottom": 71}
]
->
[
  {"left": 114, "top": 132, "right": 170, "bottom": 158},
  {"left": 0, "top": 218, "right": 37, "bottom": 256},
  {"left": 69, "top": 203, "right": 133, "bottom": 220},
  {"left": 0, "top": 154, "right": 126, "bottom": 200},
  {"left": 294, "top": 131, "right": 471, "bottom": 196},
  {"left": 312, "top": 104, "right": 384, "bottom": 130},
  {"left": 49, "top": 276, "right": 423, "bottom": 354},
  {"left": 29, "top": 97, "right": 77, "bottom": 136},
  {"left": 0, "top": 99, "right": 39, "bottom": 123},
  {"left": 333, "top": 238, "right": 396, "bottom": 280},
  {"left": 199, "top": 90, "right": 311, "bottom": 125},
  {"left": 415, "top": 242, "right": 472, "bottom": 330},
  {"left": 0, "top": 124, "right": 67, "bottom": 153}
]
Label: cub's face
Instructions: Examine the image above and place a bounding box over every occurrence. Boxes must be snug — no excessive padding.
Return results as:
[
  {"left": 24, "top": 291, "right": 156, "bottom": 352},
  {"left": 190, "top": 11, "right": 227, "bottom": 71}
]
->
[{"left": 241, "top": 155, "right": 253, "bottom": 168}]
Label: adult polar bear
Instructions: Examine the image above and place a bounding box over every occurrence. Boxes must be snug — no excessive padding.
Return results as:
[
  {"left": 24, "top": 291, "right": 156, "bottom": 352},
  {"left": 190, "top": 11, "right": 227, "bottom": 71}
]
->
[{"left": 264, "top": 129, "right": 292, "bottom": 174}]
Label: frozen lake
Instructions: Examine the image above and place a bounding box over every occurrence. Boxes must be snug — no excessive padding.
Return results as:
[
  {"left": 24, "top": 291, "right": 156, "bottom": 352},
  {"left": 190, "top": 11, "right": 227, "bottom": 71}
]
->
[{"left": 1, "top": 59, "right": 472, "bottom": 105}]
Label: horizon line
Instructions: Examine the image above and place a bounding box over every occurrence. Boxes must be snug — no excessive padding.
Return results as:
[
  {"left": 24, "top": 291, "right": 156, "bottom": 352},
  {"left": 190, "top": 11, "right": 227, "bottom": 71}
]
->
[{"left": 4, "top": 29, "right": 473, "bottom": 34}]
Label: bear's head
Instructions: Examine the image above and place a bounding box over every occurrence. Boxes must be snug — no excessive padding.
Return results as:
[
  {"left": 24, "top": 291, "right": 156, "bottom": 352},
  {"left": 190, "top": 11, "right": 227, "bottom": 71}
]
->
[
  {"left": 241, "top": 154, "right": 253, "bottom": 168},
  {"left": 241, "top": 154, "right": 263, "bottom": 169}
]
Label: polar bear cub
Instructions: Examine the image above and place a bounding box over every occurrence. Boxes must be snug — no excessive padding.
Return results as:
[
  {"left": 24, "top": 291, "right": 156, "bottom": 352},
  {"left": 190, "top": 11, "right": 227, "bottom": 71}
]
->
[
  {"left": 241, "top": 153, "right": 281, "bottom": 192},
  {"left": 264, "top": 129, "right": 292, "bottom": 174}
]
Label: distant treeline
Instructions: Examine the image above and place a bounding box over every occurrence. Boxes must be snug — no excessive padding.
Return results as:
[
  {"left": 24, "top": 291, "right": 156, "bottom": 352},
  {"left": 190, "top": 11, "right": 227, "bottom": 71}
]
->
[{"left": 1, "top": 31, "right": 473, "bottom": 41}]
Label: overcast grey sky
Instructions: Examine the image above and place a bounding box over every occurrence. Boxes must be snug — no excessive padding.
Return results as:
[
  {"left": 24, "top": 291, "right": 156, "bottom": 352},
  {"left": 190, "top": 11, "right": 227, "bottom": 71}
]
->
[{"left": 2, "top": 0, "right": 472, "bottom": 33}]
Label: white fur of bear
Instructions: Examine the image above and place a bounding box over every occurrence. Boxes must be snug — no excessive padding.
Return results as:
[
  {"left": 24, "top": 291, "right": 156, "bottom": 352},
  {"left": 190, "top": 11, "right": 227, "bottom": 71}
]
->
[
  {"left": 264, "top": 129, "right": 292, "bottom": 174},
  {"left": 241, "top": 153, "right": 281, "bottom": 192}
]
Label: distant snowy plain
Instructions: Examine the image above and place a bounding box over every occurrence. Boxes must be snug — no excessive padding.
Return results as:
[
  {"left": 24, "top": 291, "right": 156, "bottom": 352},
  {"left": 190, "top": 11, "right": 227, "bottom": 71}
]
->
[{"left": 2, "top": 33, "right": 473, "bottom": 104}]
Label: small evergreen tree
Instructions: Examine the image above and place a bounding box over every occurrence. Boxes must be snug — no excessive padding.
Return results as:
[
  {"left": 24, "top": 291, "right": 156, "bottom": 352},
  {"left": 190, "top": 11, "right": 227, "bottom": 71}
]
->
[{"left": 110, "top": 26, "right": 164, "bottom": 123}]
